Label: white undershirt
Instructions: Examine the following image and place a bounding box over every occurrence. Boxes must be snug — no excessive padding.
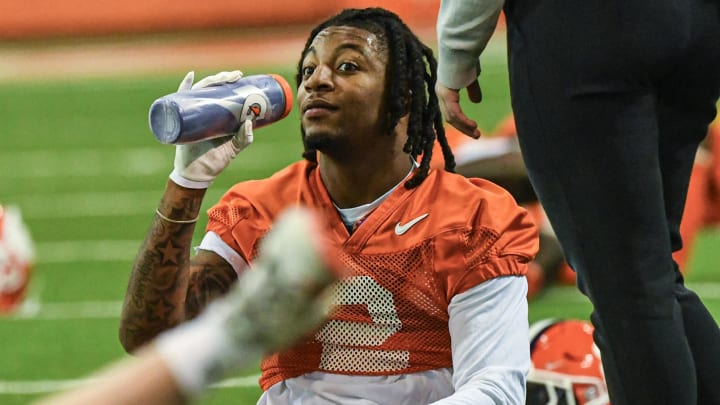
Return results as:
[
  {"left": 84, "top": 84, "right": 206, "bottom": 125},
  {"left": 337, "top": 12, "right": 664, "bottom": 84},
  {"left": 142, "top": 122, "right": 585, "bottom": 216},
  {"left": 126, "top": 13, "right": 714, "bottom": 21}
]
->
[
  {"left": 334, "top": 190, "right": 390, "bottom": 229},
  {"left": 334, "top": 158, "right": 416, "bottom": 229}
]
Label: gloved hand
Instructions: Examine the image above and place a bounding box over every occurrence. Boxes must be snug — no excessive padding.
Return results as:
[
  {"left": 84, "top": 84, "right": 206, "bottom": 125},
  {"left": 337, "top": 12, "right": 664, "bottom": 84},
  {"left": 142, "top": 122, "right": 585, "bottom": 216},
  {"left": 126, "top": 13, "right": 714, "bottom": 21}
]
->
[
  {"left": 169, "top": 70, "right": 254, "bottom": 189},
  {"left": 230, "top": 207, "right": 337, "bottom": 352}
]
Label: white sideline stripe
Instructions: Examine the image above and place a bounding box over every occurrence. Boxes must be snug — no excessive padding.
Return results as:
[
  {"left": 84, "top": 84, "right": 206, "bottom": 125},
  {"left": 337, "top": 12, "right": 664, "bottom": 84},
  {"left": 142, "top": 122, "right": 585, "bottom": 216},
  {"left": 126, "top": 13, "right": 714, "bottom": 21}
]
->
[
  {"left": 13, "top": 191, "right": 161, "bottom": 218},
  {"left": 6, "top": 281, "right": 720, "bottom": 322},
  {"left": 35, "top": 240, "right": 141, "bottom": 264},
  {"left": 11, "top": 189, "right": 224, "bottom": 219},
  {"left": 0, "top": 375, "right": 260, "bottom": 395},
  {"left": 10, "top": 299, "right": 122, "bottom": 320},
  {"left": 211, "top": 376, "right": 261, "bottom": 389},
  {"left": 0, "top": 378, "right": 97, "bottom": 395},
  {"left": 0, "top": 142, "right": 293, "bottom": 180},
  {"left": 0, "top": 148, "right": 169, "bottom": 178},
  {"left": 545, "top": 282, "right": 720, "bottom": 302}
]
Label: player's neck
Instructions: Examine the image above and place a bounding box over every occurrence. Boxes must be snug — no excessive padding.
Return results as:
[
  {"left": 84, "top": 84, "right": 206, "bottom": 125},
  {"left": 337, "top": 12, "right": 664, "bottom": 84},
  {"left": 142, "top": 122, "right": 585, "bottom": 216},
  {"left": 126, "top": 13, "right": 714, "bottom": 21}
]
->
[{"left": 319, "top": 153, "right": 414, "bottom": 209}]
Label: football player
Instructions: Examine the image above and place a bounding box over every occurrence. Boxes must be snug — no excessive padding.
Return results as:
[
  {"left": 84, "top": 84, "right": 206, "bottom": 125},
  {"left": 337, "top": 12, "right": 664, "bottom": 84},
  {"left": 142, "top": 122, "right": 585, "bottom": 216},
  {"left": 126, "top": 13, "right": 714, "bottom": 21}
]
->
[{"left": 120, "top": 7, "right": 539, "bottom": 404}]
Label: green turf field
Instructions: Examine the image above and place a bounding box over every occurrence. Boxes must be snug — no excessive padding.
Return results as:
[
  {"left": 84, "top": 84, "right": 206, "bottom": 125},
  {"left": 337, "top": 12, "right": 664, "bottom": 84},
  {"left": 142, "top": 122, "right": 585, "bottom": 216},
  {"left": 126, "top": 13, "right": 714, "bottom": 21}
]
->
[{"left": 0, "top": 38, "right": 718, "bottom": 405}]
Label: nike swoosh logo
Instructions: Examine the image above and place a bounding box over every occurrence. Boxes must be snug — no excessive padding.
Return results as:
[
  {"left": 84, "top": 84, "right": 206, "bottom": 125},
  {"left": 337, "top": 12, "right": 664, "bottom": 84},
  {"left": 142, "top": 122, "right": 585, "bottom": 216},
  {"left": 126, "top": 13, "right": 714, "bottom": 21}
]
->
[{"left": 395, "top": 213, "right": 429, "bottom": 235}]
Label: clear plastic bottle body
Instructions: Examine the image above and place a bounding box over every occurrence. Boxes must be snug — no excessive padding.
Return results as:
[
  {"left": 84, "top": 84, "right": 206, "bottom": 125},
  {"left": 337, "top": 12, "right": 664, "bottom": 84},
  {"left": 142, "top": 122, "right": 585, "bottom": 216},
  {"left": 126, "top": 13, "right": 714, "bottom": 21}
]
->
[{"left": 148, "top": 74, "right": 293, "bottom": 144}]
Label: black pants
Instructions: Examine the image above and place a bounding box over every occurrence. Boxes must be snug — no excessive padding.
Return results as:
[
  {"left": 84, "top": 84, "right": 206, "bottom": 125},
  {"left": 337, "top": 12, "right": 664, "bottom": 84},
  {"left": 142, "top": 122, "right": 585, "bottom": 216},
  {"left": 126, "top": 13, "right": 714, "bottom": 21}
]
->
[{"left": 504, "top": 0, "right": 720, "bottom": 403}]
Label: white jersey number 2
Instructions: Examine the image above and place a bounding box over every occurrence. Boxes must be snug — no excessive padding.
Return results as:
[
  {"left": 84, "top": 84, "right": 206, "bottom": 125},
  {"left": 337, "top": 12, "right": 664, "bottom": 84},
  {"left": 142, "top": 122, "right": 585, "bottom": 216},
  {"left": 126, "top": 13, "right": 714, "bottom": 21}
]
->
[{"left": 315, "top": 275, "right": 410, "bottom": 372}]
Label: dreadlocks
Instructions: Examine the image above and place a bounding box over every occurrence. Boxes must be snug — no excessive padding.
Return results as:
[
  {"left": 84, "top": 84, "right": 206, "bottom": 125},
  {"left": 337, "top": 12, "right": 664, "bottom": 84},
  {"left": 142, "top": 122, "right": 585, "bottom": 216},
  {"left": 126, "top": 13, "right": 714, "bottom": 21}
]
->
[{"left": 297, "top": 7, "right": 456, "bottom": 189}]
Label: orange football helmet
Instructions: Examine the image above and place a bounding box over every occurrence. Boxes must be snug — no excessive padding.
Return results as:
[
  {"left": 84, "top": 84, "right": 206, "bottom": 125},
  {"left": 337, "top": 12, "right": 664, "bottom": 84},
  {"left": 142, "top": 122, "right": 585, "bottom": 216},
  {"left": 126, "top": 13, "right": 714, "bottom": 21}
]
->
[{"left": 526, "top": 319, "right": 610, "bottom": 405}]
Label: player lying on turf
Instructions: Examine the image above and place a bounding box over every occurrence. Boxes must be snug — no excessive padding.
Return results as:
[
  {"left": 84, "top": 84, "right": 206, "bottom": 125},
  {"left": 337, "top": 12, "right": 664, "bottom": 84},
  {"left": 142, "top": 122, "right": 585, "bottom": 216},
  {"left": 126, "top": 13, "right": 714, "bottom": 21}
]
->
[
  {"left": 435, "top": 113, "right": 720, "bottom": 299},
  {"left": 430, "top": 118, "right": 568, "bottom": 299},
  {"left": 119, "top": 7, "right": 539, "bottom": 404},
  {"left": 37, "top": 208, "right": 337, "bottom": 405}
]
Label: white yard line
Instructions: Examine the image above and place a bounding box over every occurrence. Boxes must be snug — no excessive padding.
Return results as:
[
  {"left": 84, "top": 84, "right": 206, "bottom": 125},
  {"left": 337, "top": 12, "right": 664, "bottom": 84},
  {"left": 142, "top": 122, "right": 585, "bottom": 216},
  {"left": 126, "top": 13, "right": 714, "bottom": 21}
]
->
[
  {"left": 11, "top": 299, "right": 123, "bottom": 320},
  {"left": 0, "top": 148, "right": 169, "bottom": 178},
  {"left": 16, "top": 192, "right": 159, "bottom": 218},
  {"left": 0, "top": 375, "right": 260, "bottom": 395},
  {"left": 35, "top": 240, "right": 142, "bottom": 264},
  {"left": 0, "top": 379, "right": 100, "bottom": 395},
  {"left": 691, "top": 282, "right": 720, "bottom": 299},
  {"left": 0, "top": 142, "right": 292, "bottom": 180},
  {"left": 544, "top": 282, "right": 720, "bottom": 302},
  {"left": 7, "top": 281, "right": 720, "bottom": 322}
]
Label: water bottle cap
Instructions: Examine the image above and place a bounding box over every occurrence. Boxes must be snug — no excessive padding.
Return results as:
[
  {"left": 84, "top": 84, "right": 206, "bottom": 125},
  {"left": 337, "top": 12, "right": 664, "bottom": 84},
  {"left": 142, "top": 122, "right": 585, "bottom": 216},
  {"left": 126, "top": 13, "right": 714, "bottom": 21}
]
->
[
  {"left": 148, "top": 99, "right": 182, "bottom": 144},
  {"left": 268, "top": 74, "right": 294, "bottom": 119}
]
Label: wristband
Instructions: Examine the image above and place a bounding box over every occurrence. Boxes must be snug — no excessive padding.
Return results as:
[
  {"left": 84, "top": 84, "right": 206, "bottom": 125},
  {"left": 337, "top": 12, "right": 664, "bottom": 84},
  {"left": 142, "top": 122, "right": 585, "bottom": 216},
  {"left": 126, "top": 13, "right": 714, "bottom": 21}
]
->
[
  {"left": 169, "top": 169, "right": 212, "bottom": 190},
  {"left": 155, "top": 209, "right": 199, "bottom": 224}
]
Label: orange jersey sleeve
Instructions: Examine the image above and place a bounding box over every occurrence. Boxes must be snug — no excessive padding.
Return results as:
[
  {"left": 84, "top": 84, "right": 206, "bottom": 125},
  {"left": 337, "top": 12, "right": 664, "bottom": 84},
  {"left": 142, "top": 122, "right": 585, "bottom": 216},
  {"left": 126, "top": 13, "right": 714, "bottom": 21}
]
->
[{"left": 206, "top": 162, "right": 320, "bottom": 263}]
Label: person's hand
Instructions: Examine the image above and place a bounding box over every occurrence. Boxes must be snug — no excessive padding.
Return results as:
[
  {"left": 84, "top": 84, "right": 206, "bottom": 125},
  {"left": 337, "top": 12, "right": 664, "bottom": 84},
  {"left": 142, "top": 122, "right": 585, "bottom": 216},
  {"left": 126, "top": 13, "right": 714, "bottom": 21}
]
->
[
  {"left": 221, "top": 206, "right": 337, "bottom": 352},
  {"left": 436, "top": 80, "right": 483, "bottom": 139},
  {"left": 154, "top": 207, "right": 338, "bottom": 397},
  {"left": 169, "top": 70, "right": 254, "bottom": 189}
]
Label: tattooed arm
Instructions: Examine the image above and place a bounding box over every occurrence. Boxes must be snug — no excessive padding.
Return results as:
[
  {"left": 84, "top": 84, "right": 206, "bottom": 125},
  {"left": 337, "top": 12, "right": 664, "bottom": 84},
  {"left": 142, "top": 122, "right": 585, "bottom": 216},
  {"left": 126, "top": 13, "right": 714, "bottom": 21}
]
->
[
  {"left": 119, "top": 180, "right": 237, "bottom": 353},
  {"left": 119, "top": 71, "right": 254, "bottom": 353}
]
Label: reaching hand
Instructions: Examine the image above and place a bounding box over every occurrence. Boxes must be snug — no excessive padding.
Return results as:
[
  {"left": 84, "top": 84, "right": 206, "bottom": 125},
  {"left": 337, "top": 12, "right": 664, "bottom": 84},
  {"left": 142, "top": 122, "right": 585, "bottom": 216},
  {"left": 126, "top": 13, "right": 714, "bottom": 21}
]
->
[
  {"left": 436, "top": 80, "right": 483, "bottom": 139},
  {"left": 221, "top": 206, "right": 337, "bottom": 353},
  {"left": 169, "top": 70, "right": 254, "bottom": 189},
  {"left": 154, "top": 207, "right": 338, "bottom": 397}
]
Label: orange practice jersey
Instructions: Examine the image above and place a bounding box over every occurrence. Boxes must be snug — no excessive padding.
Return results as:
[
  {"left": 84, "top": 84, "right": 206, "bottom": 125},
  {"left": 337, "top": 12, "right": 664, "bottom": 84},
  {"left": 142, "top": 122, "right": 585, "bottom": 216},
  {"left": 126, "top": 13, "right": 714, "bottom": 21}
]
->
[{"left": 206, "top": 160, "right": 538, "bottom": 390}]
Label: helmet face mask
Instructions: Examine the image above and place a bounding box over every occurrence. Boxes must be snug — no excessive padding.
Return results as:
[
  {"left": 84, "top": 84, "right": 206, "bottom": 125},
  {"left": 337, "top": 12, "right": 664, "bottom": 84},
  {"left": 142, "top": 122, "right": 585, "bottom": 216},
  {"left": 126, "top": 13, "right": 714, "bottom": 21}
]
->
[
  {"left": 527, "top": 369, "right": 609, "bottom": 405},
  {"left": 526, "top": 319, "right": 611, "bottom": 405}
]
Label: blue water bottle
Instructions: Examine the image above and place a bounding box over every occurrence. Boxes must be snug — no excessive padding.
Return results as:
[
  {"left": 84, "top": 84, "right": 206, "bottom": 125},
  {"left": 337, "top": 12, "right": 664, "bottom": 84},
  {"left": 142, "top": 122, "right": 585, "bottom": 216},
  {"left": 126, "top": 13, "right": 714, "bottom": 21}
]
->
[{"left": 148, "top": 74, "right": 294, "bottom": 144}]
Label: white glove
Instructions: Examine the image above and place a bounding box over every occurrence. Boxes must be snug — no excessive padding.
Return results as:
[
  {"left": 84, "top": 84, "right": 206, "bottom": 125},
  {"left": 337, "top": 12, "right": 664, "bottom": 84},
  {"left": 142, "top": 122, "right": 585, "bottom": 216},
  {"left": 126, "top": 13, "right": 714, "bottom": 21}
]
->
[
  {"left": 169, "top": 70, "right": 254, "bottom": 189},
  {"left": 154, "top": 207, "right": 337, "bottom": 398},
  {"left": 229, "top": 207, "right": 336, "bottom": 352}
]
